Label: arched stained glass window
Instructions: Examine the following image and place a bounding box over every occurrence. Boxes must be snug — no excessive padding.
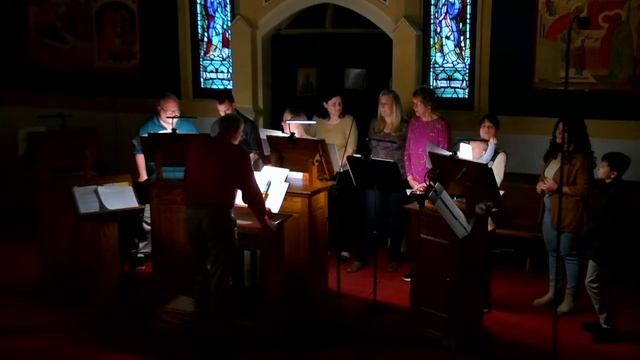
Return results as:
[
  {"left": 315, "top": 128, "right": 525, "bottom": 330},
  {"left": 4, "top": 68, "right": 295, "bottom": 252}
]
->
[
  {"left": 424, "top": 0, "right": 476, "bottom": 108},
  {"left": 191, "top": 0, "right": 233, "bottom": 96}
]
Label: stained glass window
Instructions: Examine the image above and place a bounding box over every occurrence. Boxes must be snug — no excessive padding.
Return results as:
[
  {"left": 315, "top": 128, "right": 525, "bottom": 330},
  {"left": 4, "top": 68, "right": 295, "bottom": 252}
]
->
[
  {"left": 426, "top": 0, "right": 475, "bottom": 103},
  {"left": 193, "top": 0, "right": 233, "bottom": 91}
]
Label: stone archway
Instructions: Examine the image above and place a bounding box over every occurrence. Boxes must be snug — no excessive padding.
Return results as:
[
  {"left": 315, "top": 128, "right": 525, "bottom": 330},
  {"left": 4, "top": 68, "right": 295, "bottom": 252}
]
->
[{"left": 231, "top": 0, "right": 421, "bottom": 126}]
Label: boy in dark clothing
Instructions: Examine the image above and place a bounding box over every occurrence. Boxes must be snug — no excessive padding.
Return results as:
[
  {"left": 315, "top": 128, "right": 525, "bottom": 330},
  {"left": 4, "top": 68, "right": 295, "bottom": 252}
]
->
[{"left": 582, "top": 151, "right": 631, "bottom": 343}]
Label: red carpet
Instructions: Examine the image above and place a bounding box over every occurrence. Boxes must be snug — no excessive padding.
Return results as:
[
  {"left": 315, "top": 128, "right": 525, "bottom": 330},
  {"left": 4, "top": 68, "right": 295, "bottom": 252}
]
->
[
  {"left": 2, "top": 215, "right": 640, "bottom": 359},
  {"left": 328, "top": 255, "right": 640, "bottom": 359}
]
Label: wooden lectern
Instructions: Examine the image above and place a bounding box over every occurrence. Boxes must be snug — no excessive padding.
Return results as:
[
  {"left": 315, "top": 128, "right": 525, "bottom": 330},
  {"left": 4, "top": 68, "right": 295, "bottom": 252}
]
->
[
  {"left": 267, "top": 135, "right": 337, "bottom": 182},
  {"left": 39, "top": 174, "right": 143, "bottom": 310},
  {"left": 267, "top": 135, "right": 335, "bottom": 301},
  {"left": 406, "top": 152, "right": 499, "bottom": 348}
]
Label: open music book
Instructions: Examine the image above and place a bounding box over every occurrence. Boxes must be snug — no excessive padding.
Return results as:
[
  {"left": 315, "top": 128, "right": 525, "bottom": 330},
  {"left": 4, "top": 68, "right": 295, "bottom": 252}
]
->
[
  {"left": 325, "top": 142, "right": 350, "bottom": 175},
  {"left": 72, "top": 182, "right": 140, "bottom": 214},
  {"left": 235, "top": 165, "right": 290, "bottom": 213},
  {"left": 258, "top": 128, "right": 287, "bottom": 156}
]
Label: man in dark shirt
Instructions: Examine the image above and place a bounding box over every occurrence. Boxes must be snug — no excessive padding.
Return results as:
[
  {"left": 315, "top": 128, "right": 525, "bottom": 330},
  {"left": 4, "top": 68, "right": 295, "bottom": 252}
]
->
[
  {"left": 582, "top": 151, "right": 631, "bottom": 343},
  {"left": 184, "top": 113, "right": 273, "bottom": 335},
  {"left": 210, "top": 91, "right": 261, "bottom": 165}
]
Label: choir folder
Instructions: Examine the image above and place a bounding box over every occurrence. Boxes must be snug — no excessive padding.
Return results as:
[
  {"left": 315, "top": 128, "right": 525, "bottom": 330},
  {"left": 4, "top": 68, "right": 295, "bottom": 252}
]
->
[{"left": 72, "top": 182, "right": 141, "bottom": 214}]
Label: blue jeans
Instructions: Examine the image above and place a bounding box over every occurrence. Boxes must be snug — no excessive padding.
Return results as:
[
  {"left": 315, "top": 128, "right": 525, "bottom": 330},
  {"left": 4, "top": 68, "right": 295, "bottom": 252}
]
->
[{"left": 542, "top": 195, "right": 580, "bottom": 296}]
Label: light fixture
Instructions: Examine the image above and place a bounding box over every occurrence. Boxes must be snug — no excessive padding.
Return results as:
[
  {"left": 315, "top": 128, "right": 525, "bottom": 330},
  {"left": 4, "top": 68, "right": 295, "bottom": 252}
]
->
[{"left": 285, "top": 116, "right": 316, "bottom": 125}]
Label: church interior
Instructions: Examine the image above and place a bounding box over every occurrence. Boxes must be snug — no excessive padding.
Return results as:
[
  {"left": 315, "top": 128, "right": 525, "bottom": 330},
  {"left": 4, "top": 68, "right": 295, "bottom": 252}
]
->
[{"left": 1, "top": 1, "right": 640, "bottom": 359}]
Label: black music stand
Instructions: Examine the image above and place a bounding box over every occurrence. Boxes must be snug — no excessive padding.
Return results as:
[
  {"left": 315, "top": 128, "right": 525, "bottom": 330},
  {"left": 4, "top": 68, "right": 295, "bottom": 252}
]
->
[
  {"left": 347, "top": 155, "right": 406, "bottom": 306},
  {"left": 428, "top": 152, "right": 500, "bottom": 217},
  {"left": 139, "top": 133, "right": 211, "bottom": 180}
]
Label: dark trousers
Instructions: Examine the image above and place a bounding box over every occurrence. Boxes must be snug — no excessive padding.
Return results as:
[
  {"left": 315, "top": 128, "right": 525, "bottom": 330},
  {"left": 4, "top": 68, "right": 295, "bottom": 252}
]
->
[
  {"left": 358, "top": 189, "right": 406, "bottom": 263},
  {"left": 482, "top": 229, "right": 496, "bottom": 308},
  {"left": 185, "top": 207, "right": 237, "bottom": 325},
  {"left": 328, "top": 173, "right": 362, "bottom": 254}
]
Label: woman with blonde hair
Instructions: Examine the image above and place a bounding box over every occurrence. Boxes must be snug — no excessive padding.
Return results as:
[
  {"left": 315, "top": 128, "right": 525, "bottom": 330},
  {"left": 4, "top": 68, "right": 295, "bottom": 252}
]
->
[{"left": 348, "top": 89, "right": 408, "bottom": 273}]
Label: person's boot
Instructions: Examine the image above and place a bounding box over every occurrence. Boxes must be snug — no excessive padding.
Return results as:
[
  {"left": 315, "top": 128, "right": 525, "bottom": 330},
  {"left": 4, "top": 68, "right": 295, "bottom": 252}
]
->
[
  {"left": 533, "top": 289, "right": 555, "bottom": 306},
  {"left": 346, "top": 261, "right": 364, "bottom": 273},
  {"left": 556, "top": 293, "right": 575, "bottom": 315}
]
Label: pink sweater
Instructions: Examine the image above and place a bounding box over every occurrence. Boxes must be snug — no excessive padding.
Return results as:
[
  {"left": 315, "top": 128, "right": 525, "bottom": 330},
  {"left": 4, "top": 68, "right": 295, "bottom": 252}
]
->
[{"left": 404, "top": 115, "right": 450, "bottom": 184}]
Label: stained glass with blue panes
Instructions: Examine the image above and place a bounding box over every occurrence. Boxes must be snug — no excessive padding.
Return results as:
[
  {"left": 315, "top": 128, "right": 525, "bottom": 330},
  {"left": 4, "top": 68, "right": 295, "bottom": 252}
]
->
[
  {"left": 429, "top": 0, "right": 472, "bottom": 99},
  {"left": 196, "top": 0, "right": 232, "bottom": 89}
]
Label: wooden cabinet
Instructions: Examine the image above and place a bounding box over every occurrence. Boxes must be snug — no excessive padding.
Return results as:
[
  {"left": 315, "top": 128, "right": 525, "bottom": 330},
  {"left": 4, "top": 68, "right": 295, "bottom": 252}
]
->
[
  {"left": 278, "top": 178, "right": 332, "bottom": 301},
  {"left": 406, "top": 202, "right": 488, "bottom": 348}
]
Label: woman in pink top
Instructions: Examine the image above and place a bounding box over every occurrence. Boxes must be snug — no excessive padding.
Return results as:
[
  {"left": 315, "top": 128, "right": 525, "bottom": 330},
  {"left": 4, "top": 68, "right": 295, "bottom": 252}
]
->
[{"left": 404, "top": 87, "right": 451, "bottom": 192}]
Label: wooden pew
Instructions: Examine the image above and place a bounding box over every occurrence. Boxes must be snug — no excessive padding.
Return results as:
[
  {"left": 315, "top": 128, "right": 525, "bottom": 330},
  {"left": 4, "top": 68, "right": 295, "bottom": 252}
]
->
[{"left": 494, "top": 173, "right": 544, "bottom": 271}]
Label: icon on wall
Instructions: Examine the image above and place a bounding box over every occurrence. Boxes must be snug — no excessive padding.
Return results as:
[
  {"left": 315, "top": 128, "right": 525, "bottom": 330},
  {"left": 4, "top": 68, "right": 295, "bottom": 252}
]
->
[
  {"left": 534, "top": 0, "right": 640, "bottom": 91},
  {"left": 93, "top": 0, "right": 140, "bottom": 69},
  {"left": 27, "top": 0, "right": 93, "bottom": 71},
  {"left": 297, "top": 67, "right": 317, "bottom": 96},
  {"left": 344, "top": 68, "right": 366, "bottom": 90}
]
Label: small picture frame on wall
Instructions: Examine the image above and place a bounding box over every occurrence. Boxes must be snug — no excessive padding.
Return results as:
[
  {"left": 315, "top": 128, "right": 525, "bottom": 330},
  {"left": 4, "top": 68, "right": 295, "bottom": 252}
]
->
[
  {"left": 297, "top": 67, "right": 317, "bottom": 96},
  {"left": 93, "top": 0, "right": 140, "bottom": 70},
  {"left": 344, "top": 68, "right": 366, "bottom": 90}
]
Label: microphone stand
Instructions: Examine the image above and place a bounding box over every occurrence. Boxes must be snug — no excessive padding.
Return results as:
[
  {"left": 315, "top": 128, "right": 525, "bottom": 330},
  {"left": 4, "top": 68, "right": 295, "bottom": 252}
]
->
[
  {"left": 167, "top": 115, "right": 198, "bottom": 133},
  {"left": 287, "top": 123, "right": 297, "bottom": 142},
  {"left": 552, "top": 14, "right": 583, "bottom": 360},
  {"left": 333, "top": 117, "right": 355, "bottom": 300}
]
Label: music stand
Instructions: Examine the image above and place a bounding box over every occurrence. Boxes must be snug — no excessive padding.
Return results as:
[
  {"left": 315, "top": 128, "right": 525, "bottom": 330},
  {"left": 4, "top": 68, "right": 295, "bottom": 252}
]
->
[
  {"left": 346, "top": 155, "right": 406, "bottom": 306},
  {"left": 140, "top": 133, "right": 211, "bottom": 180},
  {"left": 428, "top": 152, "right": 500, "bottom": 217},
  {"left": 267, "top": 135, "right": 335, "bottom": 181}
]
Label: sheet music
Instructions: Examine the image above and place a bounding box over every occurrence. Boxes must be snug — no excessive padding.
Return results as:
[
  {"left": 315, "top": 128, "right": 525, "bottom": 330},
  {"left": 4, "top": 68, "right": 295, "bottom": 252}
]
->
[
  {"left": 72, "top": 185, "right": 100, "bottom": 213},
  {"left": 264, "top": 181, "right": 289, "bottom": 213},
  {"left": 345, "top": 154, "right": 363, "bottom": 186},
  {"left": 287, "top": 171, "right": 304, "bottom": 180},
  {"left": 457, "top": 142, "right": 473, "bottom": 160},
  {"left": 97, "top": 183, "right": 139, "bottom": 210},
  {"left": 260, "top": 165, "right": 290, "bottom": 184},
  {"left": 235, "top": 168, "right": 290, "bottom": 213},
  {"left": 259, "top": 128, "right": 287, "bottom": 156},
  {"left": 427, "top": 143, "right": 453, "bottom": 156},
  {"left": 323, "top": 143, "right": 342, "bottom": 174}
]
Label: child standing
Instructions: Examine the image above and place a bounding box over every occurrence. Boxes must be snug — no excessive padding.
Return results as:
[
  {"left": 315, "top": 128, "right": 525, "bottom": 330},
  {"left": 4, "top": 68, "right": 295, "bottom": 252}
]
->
[{"left": 582, "top": 152, "right": 631, "bottom": 343}]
